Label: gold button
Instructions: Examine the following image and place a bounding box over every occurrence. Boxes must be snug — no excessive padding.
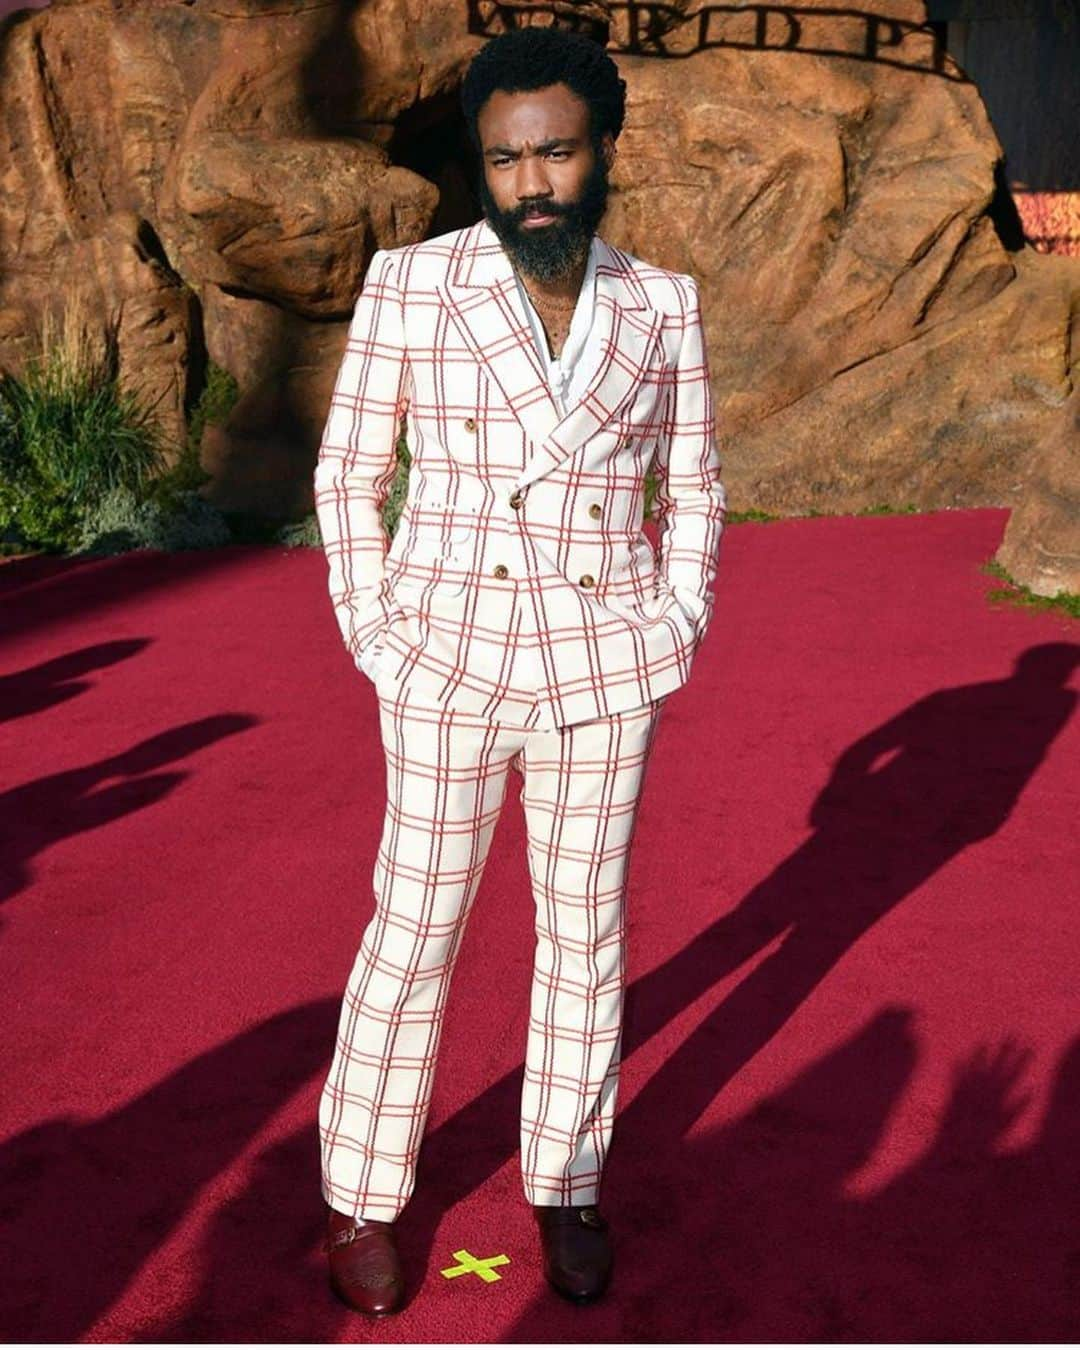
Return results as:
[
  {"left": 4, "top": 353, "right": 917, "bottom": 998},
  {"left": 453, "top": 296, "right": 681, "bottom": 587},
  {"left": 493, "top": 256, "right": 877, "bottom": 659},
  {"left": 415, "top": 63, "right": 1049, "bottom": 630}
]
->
[
  {"left": 464, "top": 417, "right": 477, "bottom": 432},
  {"left": 588, "top": 503, "right": 602, "bottom": 519},
  {"left": 579, "top": 573, "right": 595, "bottom": 588},
  {"left": 509, "top": 490, "right": 524, "bottom": 510},
  {"left": 623, "top": 438, "right": 633, "bottom": 450},
  {"left": 493, "top": 563, "right": 509, "bottom": 579}
]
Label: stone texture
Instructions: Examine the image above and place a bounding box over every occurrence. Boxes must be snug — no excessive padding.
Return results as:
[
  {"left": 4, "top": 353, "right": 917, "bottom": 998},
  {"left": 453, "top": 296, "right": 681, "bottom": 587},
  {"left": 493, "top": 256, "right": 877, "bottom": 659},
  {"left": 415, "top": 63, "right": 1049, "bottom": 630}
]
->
[
  {"left": 198, "top": 280, "right": 351, "bottom": 517},
  {"left": 0, "top": 0, "right": 1076, "bottom": 531},
  {"left": 0, "top": 0, "right": 440, "bottom": 500},
  {"left": 995, "top": 380, "right": 1080, "bottom": 598},
  {"left": 595, "top": 10, "right": 1076, "bottom": 517}
]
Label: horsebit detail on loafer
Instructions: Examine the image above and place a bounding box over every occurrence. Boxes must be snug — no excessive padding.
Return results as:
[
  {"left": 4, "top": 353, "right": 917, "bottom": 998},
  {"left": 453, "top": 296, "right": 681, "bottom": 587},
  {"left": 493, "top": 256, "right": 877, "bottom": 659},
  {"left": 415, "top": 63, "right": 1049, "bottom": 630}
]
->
[
  {"left": 325, "top": 1223, "right": 384, "bottom": 1253},
  {"left": 579, "top": 1208, "right": 606, "bottom": 1229}
]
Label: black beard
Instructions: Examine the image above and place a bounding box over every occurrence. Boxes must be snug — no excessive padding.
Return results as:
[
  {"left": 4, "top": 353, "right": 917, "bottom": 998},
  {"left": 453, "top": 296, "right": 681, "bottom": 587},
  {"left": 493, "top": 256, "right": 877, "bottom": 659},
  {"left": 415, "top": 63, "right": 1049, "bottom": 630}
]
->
[{"left": 478, "top": 148, "right": 611, "bottom": 285}]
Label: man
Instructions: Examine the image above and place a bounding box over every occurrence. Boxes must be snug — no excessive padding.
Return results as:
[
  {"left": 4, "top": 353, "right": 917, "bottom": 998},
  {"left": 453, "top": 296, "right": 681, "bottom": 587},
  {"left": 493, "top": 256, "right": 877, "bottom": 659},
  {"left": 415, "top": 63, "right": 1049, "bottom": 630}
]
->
[{"left": 313, "top": 24, "right": 725, "bottom": 1316}]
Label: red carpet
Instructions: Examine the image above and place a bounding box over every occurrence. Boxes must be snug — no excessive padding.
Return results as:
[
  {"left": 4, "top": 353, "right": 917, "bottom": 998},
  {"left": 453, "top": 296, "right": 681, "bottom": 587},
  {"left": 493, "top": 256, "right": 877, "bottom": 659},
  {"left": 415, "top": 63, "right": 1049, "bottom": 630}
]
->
[{"left": 1, "top": 507, "right": 1077, "bottom": 1342}]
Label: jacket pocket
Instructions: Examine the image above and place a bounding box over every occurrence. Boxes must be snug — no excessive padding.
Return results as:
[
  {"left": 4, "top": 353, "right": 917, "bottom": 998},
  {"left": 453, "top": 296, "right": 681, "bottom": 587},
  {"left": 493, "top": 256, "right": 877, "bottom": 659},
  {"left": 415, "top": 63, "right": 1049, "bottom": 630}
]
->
[{"left": 385, "top": 540, "right": 469, "bottom": 601}]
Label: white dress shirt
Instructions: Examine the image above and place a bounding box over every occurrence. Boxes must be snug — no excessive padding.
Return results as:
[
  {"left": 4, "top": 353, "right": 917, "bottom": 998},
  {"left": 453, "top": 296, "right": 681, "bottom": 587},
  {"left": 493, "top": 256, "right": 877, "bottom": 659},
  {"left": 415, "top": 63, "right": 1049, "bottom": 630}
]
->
[{"left": 510, "top": 234, "right": 600, "bottom": 415}]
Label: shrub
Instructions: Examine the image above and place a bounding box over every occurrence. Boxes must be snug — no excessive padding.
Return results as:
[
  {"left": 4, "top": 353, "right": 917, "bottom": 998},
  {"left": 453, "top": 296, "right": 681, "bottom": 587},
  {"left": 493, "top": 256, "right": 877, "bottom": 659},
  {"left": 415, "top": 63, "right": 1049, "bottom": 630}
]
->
[
  {"left": 276, "top": 513, "right": 324, "bottom": 549},
  {"left": 75, "top": 484, "right": 232, "bottom": 556},
  {"left": 384, "top": 427, "right": 412, "bottom": 537},
  {"left": 0, "top": 295, "right": 180, "bottom": 553},
  {"left": 164, "top": 360, "right": 237, "bottom": 503}
]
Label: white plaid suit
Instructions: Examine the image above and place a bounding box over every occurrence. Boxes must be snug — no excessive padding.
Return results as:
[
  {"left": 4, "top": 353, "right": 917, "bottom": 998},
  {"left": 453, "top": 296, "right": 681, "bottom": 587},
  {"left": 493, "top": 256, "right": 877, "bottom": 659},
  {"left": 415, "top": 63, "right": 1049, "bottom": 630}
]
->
[
  {"left": 314, "top": 217, "right": 725, "bottom": 1220},
  {"left": 313, "top": 216, "right": 725, "bottom": 731}
]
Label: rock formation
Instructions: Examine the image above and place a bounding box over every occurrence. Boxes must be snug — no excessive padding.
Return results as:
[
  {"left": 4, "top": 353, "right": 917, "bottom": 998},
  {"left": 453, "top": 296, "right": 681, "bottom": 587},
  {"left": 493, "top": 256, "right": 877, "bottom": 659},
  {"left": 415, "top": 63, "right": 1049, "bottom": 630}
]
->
[
  {"left": 0, "top": 0, "right": 1076, "bottom": 579},
  {"left": 995, "top": 376, "right": 1079, "bottom": 596}
]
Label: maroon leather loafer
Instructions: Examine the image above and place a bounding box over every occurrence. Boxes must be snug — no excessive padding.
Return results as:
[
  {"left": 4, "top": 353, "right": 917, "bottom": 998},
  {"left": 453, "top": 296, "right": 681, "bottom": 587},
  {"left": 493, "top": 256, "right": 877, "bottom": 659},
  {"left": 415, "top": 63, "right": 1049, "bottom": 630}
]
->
[
  {"left": 324, "top": 1205, "right": 405, "bottom": 1316},
  {"left": 533, "top": 1203, "right": 613, "bottom": 1303}
]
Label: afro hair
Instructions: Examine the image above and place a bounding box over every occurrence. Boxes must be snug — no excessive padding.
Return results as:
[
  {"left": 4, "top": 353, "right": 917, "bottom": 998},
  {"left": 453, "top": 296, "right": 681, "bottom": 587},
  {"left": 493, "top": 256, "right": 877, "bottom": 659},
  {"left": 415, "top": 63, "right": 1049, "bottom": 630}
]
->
[{"left": 460, "top": 25, "right": 627, "bottom": 152}]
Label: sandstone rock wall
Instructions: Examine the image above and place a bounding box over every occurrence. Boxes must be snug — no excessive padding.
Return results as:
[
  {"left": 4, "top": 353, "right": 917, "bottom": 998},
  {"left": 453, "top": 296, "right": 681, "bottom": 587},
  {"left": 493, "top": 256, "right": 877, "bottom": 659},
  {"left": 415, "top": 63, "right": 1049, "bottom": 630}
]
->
[{"left": 0, "top": 0, "right": 1076, "bottom": 564}]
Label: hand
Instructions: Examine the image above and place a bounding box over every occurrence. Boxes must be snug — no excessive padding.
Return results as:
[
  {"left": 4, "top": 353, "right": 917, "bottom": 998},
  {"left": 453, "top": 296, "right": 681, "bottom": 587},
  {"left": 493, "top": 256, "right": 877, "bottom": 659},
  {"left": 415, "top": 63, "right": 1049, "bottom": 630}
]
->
[{"left": 355, "top": 632, "right": 386, "bottom": 682}]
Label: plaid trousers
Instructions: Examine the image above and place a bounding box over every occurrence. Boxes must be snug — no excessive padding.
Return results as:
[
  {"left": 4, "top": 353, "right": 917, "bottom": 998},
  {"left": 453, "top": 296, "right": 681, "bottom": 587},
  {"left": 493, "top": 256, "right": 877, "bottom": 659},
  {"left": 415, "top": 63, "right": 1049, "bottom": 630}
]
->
[{"left": 319, "top": 689, "right": 666, "bottom": 1222}]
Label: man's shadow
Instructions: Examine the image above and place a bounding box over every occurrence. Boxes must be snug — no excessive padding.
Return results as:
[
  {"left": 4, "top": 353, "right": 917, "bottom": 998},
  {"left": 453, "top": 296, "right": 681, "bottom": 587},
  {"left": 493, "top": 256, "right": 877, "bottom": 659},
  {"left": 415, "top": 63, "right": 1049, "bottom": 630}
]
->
[
  {"left": 0, "top": 711, "right": 258, "bottom": 909},
  {"left": 0, "top": 641, "right": 149, "bottom": 727},
  {"left": 142, "top": 1014, "right": 1080, "bottom": 1342},
  {"left": 619, "top": 639, "right": 1078, "bottom": 1136},
  {"left": 151, "top": 642, "right": 1080, "bottom": 1339},
  {"left": 404, "top": 642, "right": 1078, "bottom": 1261},
  {"left": 2, "top": 644, "right": 1074, "bottom": 1339},
  {"left": 501, "top": 1016, "right": 1080, "bottom": 1341},
  {"left": 0, "top": 1002, "right": 340, "bottom": 1343}
]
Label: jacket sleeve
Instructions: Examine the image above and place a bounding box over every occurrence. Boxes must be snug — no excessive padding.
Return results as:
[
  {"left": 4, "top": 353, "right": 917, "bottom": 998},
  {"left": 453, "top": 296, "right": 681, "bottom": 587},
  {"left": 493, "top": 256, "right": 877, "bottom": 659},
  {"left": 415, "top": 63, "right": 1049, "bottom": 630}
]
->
[
  {"left": 651, "top": 274, "right": 727, "bottom": 648},
  {"left": 312, "top": 248, "right": 410, "bottom": 666}
]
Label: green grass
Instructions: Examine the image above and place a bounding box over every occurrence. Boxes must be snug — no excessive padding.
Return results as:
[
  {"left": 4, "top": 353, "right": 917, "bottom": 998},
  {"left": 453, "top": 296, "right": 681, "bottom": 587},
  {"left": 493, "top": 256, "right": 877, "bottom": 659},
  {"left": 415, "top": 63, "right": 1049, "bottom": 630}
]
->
[
  {"left": 719, "top": 503, "right": 922, "bottom": 526},
  {"left": 856, "top": 502, "right": 922, "bottom": 517},
  {"left": 0, "top": 297, "right": 177, "bottom": 553},
  {"left": 725, "top": 508, "right": 778, "bottom": 524},
  {"left": 981, "top": 560, "right": 1080, "bottom": 620}
]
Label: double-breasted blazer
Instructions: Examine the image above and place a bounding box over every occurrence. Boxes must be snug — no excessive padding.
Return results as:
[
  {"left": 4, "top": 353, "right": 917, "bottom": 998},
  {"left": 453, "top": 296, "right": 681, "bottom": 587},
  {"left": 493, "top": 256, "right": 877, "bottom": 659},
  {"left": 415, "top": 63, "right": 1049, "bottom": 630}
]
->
[{"left": 313, "top": 216, "right": 726, "bottom": 729}]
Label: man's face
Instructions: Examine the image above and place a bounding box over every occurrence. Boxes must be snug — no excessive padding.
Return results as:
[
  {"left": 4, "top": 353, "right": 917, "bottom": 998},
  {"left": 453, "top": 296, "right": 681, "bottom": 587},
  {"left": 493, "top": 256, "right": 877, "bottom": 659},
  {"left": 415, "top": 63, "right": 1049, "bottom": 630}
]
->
[{"left": 475, "top": 82, "right": 615, "bottom": 284}]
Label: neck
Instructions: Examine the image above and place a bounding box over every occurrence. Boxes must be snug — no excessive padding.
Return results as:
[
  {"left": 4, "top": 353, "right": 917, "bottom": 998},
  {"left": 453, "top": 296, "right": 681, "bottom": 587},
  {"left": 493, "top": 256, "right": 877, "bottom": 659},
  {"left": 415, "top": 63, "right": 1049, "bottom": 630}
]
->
[{"left": 516, "top": 244, "right": 590, "bottom": 306}]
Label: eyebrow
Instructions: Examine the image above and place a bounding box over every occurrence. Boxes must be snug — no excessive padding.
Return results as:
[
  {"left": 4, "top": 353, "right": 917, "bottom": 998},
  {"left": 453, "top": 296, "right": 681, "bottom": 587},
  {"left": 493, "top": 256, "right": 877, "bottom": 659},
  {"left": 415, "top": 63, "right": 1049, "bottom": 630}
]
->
[{"left": 484, "top": 137, "right": 580, "bottom": 158}]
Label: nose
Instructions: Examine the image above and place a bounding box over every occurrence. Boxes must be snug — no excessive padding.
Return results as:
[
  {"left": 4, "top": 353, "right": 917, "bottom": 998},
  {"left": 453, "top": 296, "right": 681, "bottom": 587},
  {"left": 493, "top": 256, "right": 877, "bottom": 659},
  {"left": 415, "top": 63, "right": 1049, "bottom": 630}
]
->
[{"left": 514, "top": 153, "right": 553, "bottom": 207}]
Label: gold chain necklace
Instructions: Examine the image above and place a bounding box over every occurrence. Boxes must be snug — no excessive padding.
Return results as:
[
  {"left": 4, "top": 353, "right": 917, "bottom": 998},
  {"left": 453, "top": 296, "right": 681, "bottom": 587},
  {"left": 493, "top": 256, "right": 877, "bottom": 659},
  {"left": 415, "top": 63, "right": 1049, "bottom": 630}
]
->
[
  {"left": 517, "top": 272, "right": 580, "bottom": 361},
  {"left": 524, "top": 286, "right": 577, "bottom": 315}
]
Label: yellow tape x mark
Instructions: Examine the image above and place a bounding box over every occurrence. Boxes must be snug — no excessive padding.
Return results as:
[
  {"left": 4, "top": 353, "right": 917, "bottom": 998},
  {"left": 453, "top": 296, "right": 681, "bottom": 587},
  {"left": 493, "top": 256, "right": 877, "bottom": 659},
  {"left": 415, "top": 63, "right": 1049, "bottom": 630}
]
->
[{"left": 439, "top": 1249, "right": 511, "bottom": 1283}]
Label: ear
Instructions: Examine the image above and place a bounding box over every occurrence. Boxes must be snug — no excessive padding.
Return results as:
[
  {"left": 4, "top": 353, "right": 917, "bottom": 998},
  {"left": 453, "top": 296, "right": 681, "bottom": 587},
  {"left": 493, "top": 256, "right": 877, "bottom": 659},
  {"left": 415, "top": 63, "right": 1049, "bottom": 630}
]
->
[{"left": 599, "top": 131, "right": 616, "bottom": 170}]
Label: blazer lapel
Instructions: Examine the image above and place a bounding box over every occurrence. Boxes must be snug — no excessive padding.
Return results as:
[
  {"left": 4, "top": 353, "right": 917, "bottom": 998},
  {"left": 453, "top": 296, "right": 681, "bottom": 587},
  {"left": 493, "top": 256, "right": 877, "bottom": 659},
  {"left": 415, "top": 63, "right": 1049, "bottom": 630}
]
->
[{"left": 439, "top": 218, "right": 664, "bottom": 491}]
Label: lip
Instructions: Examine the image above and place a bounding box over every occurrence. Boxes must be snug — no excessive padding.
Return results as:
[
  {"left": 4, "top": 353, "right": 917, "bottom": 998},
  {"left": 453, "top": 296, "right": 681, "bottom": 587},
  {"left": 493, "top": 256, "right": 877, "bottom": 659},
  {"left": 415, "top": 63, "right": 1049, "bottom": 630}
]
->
[{"left": 521, "top": 212, "right": 558, "bottom": 227}]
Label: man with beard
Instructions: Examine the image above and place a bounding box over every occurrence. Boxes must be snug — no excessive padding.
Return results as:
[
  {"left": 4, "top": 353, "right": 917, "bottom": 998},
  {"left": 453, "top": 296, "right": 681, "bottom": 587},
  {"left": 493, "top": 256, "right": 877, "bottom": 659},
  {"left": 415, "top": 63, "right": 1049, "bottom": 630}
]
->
[{"left": 314, "top": 24, "right": 725, "bottom": 1317}]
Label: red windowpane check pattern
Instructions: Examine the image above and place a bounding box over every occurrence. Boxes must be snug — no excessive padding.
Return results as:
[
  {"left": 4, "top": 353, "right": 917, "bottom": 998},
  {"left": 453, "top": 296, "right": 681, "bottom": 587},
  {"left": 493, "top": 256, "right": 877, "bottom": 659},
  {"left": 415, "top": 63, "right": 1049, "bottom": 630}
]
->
[
  {"left": 315, "top": 218, "right": 722, "bottom": 1221},
  {"left": 312, "top": 217, "right": 726, "bottom": 731},
  {"left": 319, "top": 695, "right": 665, "bottom": 1221}
]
